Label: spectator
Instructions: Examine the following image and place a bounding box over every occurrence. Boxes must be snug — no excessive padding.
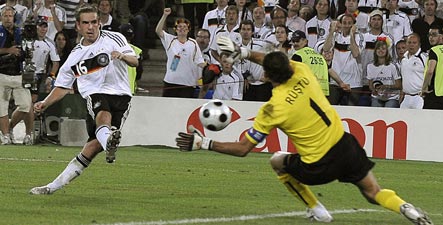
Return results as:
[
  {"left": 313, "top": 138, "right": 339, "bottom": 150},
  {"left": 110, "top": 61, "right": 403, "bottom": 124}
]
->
[
  {"left": 264, "top": 5, "right": 292, "bottom": 46},
  {"left": 299, "top": 4, "right": 315, "bottom": 21},
  {"left": 367, "top": 40, "right": 402, "bottom": 107},
  {"left": 0, "top": 6, "right": 31, "bottom": 145},
  {"left": 357, "top": 0, "right": 381, "bottom": 14},
  {"left": 33, "top": 0, "right": 67, "bottom": 41},
  {"left": 319, "top": 46, "right": 351, "bottom": 100},
  {"left": 329, "top": 0, "right": 346, "bottom": 19},
  {"left": 421, "top": 26, "right": 443, "bottom": 109},
  {"left": 394, "top": 39, "right": 407, "bottom": 66},
  {"left": 343, "top": 0, "right": 369, "bottom": 33},
  {"left": 202, "top": 0, "right": 229, "bottom": 48},
  {"left": 210, "top": 5, "right": 241, "bottom": 63},
  {"left": 323, "top": 15, "right": 365, "bottom": 105},
  {"left": 400, "top": 33, "right": 427, "bottom": 109},
  {"left": 398, "top": 0, "right": 421, "bottom": 22},
  {"left": 120, "top": 23, "right": 143, "bottom": 95},
  {"left": 382, "top": 0, "right": 412, "bottom": 45},
  {"left": 182, "top": 0, "right": 213, "bottom": 38},
  {"left": 274, "top": 24, "right": 291, "bottom": 53},
  {"left": 360, "top": 9, "right": 394, "bottom": 105},
  {"left": 239, "top": 20, "right": 272, "bottom": 101},
  {"left": 252, "top": 5, "right": 272, "bottom": 39},
  {"left": 305, "top": 0, "right": 331, "bottom": 49},
  {"left": 286, "top": 0, "right": 306, "bottom": 32},
  {"left": 235, "top": 0, "right": 253, "bottom": 25},
  {"left": 98, "top": 0, "right": 120, "bottom": 32},
  {"left": 0, "top": 0, "right": 29, "bottom": 28},
  {"left": 196, "top": 28, "right": 217, "bottom": 99},
  {"left": 156, "top": 8, "right": 206, "bottom": 98},
  {"left": 46, "top": 31, "right": 73, "bottom": 93},
  {"left": 57, "top": 0, "right": 87, "bottom": 44},
  {"left": 29, "top": 4, "right": 138, "bottom": 194},
  {"left": 211, "top": 52, "right": 244, "bottom": 100},
  {"left": 411, "top": 0, "right": 443, "bottom": 52}
]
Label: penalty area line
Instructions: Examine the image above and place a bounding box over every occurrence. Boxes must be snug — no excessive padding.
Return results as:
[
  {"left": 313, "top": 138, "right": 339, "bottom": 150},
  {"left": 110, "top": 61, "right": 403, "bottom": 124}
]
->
[{"left": 99, "top": 208, "right": 381, "bottom": 225}]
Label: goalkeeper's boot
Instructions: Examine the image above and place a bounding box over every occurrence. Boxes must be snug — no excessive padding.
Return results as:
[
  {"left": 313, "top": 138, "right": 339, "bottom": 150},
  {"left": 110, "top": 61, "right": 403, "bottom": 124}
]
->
[
  {"left": 306, "top": 202, "right": 333, "bottom": 223},
  {"left": 105, "top": 126, "right": 121, "bottom": 163},
  {"left": 400, "top": 203, "right": 433, "bottom": 225},
  {"left": 29, "top": 186, "right": 54, "bottom": 195}
]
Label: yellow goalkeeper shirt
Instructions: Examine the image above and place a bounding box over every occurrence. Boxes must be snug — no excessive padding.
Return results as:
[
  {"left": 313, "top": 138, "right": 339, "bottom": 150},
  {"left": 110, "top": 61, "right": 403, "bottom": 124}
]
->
[{"left": 246, "top": 61, "right": 344, "bottom": 163}]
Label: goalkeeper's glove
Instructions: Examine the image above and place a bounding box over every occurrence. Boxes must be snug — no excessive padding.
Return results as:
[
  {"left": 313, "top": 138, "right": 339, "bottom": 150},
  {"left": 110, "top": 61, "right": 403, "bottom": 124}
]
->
[
  {"left": 176, "top": 126, "right": 213, "bottom": 151},
  {"left": 216, "top": 36, "right": 250, "bottom": 62}
]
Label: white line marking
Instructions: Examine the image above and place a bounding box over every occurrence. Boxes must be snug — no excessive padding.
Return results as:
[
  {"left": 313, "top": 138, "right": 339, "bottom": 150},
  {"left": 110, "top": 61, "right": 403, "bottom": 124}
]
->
[{"left": 98, "top": 209, "right": 381, "bottom": 225}]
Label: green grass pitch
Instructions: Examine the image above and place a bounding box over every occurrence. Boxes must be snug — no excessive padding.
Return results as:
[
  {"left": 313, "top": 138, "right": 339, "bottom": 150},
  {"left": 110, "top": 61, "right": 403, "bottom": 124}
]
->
[{"left": 0, "top": 145, "right": 442, "bottom": 225}]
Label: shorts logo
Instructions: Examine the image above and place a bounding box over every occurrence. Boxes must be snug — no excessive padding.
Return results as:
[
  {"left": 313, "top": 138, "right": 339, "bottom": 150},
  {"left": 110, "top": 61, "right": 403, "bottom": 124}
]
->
[{"left": 93, "top": 101, "right": 101, "bottom": 109}]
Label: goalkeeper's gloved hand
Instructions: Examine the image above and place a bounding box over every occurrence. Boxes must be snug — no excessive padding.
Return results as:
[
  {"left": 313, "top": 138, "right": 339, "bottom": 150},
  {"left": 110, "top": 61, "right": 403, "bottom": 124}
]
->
[
  {"left": 176, "top": 126, "right": 213, "bottom": 151},
  {"left": 216, "top": 36, "right": 250, "bottom": 63}
]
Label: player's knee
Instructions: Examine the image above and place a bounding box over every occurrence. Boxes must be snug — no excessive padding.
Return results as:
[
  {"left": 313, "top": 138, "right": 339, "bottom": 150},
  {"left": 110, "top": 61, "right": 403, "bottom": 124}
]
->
[{"left": 269, "top": 151, "right": 290, "bottom": 174}]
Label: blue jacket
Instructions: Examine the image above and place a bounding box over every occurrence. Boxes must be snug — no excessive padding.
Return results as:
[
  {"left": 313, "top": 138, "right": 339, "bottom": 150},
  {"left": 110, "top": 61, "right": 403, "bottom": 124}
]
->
[{"left": 0, "top": 25, "right": 22, "bottom": 48}]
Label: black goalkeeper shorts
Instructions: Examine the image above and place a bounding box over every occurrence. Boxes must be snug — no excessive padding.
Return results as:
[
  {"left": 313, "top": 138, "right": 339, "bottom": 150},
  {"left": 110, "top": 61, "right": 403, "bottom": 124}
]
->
[{"left": 283, "top": 132, "right": 375, "bottom": 185}]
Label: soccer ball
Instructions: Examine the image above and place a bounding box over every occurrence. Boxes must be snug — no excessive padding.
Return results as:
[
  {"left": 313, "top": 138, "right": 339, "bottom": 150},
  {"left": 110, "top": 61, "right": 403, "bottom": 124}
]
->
[{"left": 199, "top": 99, "right": 232, "bottom": 131}]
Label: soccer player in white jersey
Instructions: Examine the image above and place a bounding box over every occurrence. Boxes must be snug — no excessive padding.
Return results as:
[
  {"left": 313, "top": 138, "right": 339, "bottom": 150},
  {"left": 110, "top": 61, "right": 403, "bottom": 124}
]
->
[
  {"left": 305, "top": 0, "right": 331, "bottom": 49},
  {"left": 29, "top": 4, "right": 138, "bottom": 195}
]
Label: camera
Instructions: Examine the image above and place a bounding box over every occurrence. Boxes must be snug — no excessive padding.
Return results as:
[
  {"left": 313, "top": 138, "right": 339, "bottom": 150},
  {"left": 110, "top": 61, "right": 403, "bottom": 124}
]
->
[{"left": 21, "top": 20, "right": 37, "bottom": 90}]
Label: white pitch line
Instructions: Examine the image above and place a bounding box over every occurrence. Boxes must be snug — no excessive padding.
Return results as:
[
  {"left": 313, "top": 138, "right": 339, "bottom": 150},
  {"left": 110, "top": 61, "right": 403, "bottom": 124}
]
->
[{"left": 98, "top": 209, "right": 381, "bottom": 225}]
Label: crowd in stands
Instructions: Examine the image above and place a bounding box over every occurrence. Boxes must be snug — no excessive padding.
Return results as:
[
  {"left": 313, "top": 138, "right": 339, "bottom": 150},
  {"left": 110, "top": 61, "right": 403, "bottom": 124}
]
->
[{"left": 157, "top": 0, "right": 443, "bottom": 111}]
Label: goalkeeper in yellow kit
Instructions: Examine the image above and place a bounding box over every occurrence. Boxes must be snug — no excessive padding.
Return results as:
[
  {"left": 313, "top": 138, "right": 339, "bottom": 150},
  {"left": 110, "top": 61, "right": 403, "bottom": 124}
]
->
[{"left": 176, "top": 36, "right": 433, "bottom": 225}]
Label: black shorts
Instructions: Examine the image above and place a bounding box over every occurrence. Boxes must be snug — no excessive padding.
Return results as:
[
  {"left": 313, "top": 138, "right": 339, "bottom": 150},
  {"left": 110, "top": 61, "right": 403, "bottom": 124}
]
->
[
  {"left": 284, "top": 132, "right": 375, "bottom": 185},
  {"left": 85, "top": 94, "right": 131, "bottom": 141}
]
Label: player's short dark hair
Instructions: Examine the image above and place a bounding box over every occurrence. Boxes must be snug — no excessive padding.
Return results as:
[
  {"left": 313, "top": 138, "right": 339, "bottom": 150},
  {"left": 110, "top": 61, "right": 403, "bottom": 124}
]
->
[
  {"left": 75, "top": 4, "right": 98, "bottom": 22},
  {"left": 263, "top": 51, "right": 294, "bottom": 84}
]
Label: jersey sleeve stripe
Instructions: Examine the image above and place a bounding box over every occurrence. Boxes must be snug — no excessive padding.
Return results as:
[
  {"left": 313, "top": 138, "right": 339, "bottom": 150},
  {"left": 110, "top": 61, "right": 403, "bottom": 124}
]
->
[{"left": 102, "top": 31, "right": 125, "bottom": 47}]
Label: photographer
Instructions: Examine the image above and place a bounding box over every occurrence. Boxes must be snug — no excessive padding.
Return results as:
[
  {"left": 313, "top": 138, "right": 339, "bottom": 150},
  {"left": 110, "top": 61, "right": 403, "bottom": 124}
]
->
[{"left": 0, "top": 6, "right": 32, "bottom": 145}]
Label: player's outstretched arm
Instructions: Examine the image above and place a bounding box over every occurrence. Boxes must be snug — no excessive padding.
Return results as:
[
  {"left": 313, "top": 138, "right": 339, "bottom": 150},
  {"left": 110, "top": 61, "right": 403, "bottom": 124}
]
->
[
  {"left": 176, "top": 126, "right": 256, "bottom": 157},
  {"left": 34, "top": 87, "right": 71, "bottom": 113}
]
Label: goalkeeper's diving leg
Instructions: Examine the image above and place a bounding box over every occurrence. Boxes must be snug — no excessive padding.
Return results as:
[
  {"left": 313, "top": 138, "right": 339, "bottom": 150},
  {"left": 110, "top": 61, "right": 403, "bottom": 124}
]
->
[
  {"left": 29, "top": 140, "right": 101, "bottom": 195},
  {"left": 270, "top": 152, "right": 333, "bottom": 222}
]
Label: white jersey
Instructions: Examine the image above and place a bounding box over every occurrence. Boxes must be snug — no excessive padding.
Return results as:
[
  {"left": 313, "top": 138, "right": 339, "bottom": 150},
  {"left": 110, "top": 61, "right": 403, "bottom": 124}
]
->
[
  {"left": 212, "top": 70, "right": 244, "bottom": 100},
  {"left": 400, "top": 49, "right": 427, "bottom": 94},
  {"left": 35, "top": 5, "right": 67, "bottom": 40},
  {"left": 286, "top": 16, "right": 306, "bottom": 33},
  {"left": 0, "top": 3, "right": 29, "bottom": 28},
  {"left": 360, "top": 31, "right": 394, "bottom": 85},
  {"left": 210, "top": 24, "right": 242, "bottom": 53},
  {"left": 238, "top": 39, "right": 267, "bottom": 85},
  {"left": 383, "top": 10, "right": 412, "bottom": 44},
  {"left": 331, "top": 32, "right": 365, "bottom": 88},
  {"left": 253, "top": 23, "right": 272, "bottom": 40},
  {"left": 398, "top": 0, "right": 421, "bottom": 23},
  {"left": 306, "top": 16, "right": 331, "bottom": 49},
  {"left": 367, "top": 63, "right": 401, "bottom": 100},
  {"left": 202, "top": 6, "right": 227, "bottom": 48},
  {"left": 160, "top": 31, "right": 205, "bottom": 86},
  {"left": 55, "top": 30, "right": 135, "bottom": 98},
  {"left": 32, "top": 38, "right": 60, "bottom": 73}
]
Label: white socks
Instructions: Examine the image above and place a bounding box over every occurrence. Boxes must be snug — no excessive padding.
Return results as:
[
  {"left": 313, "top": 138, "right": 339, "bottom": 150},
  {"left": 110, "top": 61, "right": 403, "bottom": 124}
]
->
[
  {"left": 95, "top": 125, "right": 111, "bottom": 150},
  {"left": 47, "top": 154, "right": 90, "bottom": 191}
]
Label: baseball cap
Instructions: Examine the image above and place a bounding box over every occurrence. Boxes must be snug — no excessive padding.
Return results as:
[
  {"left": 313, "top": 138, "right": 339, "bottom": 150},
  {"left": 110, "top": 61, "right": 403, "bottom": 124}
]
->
[
  {"left": 369, "top": 9, "right": 383, "bottom": 18},
  {"left": 291, "top": 30, "right": 306, "bottom": 42},
  {"left": 36, "top": 18, "right": 48, "bottom": 26},
  {"left": 119, "top": 23, "right": 134, "bottom": 37}
]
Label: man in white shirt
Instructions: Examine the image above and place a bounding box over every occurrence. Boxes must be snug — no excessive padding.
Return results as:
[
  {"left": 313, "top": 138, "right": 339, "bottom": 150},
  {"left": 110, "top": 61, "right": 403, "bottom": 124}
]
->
[
  {"left": 305, "top": 0, "right": 331, "bottom": 49},
  {"left": 286, "top": 0, "right": 306, "bottom": 32},
  {"left": 210, "top": 5, "right": 241, "bottom": 63},
  {"left": 382, "top": 0, "right": 413, "bottom": 45},
  {"left": 202, "top": 0, "right": 228, "bottom": 48},
  {"left": 400, "top": 33, "right": 427, "bottom": 109},
  {"left": 30, "top": 4, "right": 138, "bottom": 195},
  {"left": 252, "top": 6, "right": 272, "bottom": 39}
]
